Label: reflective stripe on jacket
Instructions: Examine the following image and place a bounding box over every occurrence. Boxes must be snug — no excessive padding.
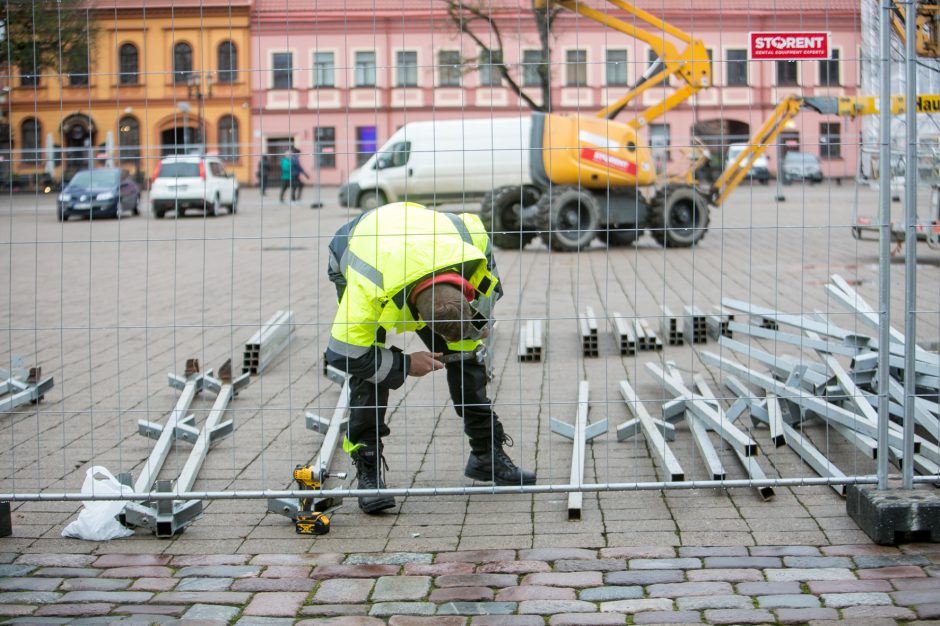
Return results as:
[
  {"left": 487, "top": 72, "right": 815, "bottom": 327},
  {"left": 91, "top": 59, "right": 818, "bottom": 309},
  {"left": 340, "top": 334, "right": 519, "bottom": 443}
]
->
[{"left": 326, "top": 202, "right": 500, "bottom": 388}]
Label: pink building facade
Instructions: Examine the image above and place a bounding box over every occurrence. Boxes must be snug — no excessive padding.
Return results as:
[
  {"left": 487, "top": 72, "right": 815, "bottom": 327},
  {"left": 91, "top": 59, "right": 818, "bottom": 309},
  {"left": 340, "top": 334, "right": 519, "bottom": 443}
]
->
[{"left": 250, "top": 0, "right": 862, "bottom": 188}]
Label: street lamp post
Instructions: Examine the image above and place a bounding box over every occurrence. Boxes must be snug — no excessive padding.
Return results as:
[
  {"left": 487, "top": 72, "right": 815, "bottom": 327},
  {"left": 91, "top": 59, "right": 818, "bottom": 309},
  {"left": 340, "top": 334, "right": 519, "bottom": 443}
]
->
[{"left": 178, "top": 102, "right": 191, "bottom": 155}]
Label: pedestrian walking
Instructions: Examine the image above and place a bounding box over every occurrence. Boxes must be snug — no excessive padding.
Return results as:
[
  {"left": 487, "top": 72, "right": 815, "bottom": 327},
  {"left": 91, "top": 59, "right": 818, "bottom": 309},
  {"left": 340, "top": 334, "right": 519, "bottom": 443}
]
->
[{"left": 290, "top": 148, "right": 309, "bottom": 202}]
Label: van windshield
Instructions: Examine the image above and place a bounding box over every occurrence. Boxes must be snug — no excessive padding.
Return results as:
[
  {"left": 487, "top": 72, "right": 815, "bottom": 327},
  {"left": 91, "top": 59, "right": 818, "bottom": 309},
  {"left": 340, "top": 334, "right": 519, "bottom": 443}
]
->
[{"left": 374, "top": 142, "right": 411, "bottom": 169}]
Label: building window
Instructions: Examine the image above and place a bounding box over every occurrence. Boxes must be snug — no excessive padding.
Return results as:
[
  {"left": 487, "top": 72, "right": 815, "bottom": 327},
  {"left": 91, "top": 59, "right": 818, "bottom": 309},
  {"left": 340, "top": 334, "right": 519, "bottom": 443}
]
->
[
  {"left": 566, "top": 49, "right": 587, "bottom": 87},
  {"left": 396, "top": 50, "right": 418, "bottom": 87},
  {"left": 355, "top": 51, "right": 377, "bottom": 87},
  {"left": 479, "top": 48, "right": 502, "bottom": 86},
  {"left": 217, "top": 41, "right": 237, "bottom": 83},
  {"left": 174, "top": 42, "right": 194, "bottom": 84},
  {"left": 313, "top": 51, "right": 335, "bottom": 88},
  {"left": 119, "top": 43, "right": 139, "bottom": 85},
  {"left": 314, "top": 126, "right": 336, "bottom": 168},
  {"left": 819, "top": 49, "right": 841, "bottom": 86},
  {"left": 67, "top": 51, "right": 89, "bottom": 87},
  {"left": 218, "top": 116, "right": 239, "bottom": 162},
  {"left": 776, "top": 60, "right": 798, "bottom": 86},
  {"left": 522, "top": 49, "right": 544, "bottom": 87},
  {"left": 21, "top": 118, "right": 42, "bottom": 166},
  {"left": 438, "top": 50, "right": 461, "bottom": 87},
  {"left": 356, "top": 126, "right": 377, "bottom": 166},
  {"left": 820, "top": 122, "right": 841, "bottom": 159},
  {"left": 606, "top": 49, "right": 628, "bottom": 86},
  {"left": 118, "top": 115, "right": 140, "bottom": 163},
  {"left": 726, "top": 48, "right": 748, "bottom": 86},
  {"left": 19, "top": 63, "right": 39, "bottom": 87},
  {"left": 272, "top": 52, "right": 293, "bottom": 89}
]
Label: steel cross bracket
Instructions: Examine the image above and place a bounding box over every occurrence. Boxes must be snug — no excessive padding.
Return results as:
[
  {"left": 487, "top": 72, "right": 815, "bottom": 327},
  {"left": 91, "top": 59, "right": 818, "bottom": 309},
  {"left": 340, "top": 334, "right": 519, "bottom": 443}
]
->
[
  {"left": 0, "top": 367, "right": 54, "bottom": 414},
  {"left": 550, "top": 381, "right": 605, "bottom": 520}
]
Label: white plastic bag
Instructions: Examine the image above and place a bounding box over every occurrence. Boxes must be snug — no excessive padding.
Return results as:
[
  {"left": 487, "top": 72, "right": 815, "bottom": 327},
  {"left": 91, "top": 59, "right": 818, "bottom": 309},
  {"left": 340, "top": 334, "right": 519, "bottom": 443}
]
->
[{"left": 62, "top": 466, "right": 135, "bottom": 541}]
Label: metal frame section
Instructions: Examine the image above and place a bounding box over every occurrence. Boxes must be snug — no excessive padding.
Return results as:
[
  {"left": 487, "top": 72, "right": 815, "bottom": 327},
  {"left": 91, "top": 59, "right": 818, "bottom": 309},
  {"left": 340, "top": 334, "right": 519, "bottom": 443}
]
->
[
  {"left": 683, "top": 305, "right": 707, "bottom": 344},
  {"left": 0, "top": 367, "right": 54, "bottom": 414},
  {"left": 242, "top": 310, "right": 296, "bottom": 375},
  {"left": 579, "top": 306, "right": 599, "bottom": 357},
  {"left": 727, "top": 321, "right": 864, "bottom": 359},
  {"left": 617, "top": 380, "right": 684, "bottom": 481},
  {"left": 660, "top": 306, "right": 685, "bottom": 346},
  {"left": 123, "top": 359, "right": 210, "bottom": 533},
  {"left": 518, "top": 319, "right": 543, "bottom": 362},
  {"left": 634, "top": 319, "right": 663, "bottom": 351},
  {"left": 551, "top": 381, "right": 606, "bottom": 520},
  {"left": 706, "top": 306, "right": 734, "bottom": 341},
  {"left": 611, "top": 312, "right": 637, "bottom": 356},
  {"left": 270, "top": 366, "right": 350, "bottom": 521}
]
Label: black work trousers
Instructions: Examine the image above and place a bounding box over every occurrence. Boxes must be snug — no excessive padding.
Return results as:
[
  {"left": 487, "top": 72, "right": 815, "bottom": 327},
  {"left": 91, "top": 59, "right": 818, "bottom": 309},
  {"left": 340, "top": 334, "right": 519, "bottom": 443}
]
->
[{"left": 346, "top": 326, "right": 504, "bottom": 454}]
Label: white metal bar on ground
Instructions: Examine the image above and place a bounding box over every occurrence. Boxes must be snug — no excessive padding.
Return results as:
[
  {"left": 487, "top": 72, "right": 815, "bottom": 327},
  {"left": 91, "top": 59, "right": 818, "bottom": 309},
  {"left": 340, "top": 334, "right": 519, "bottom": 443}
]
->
[
  {"left": 618, "top": 380, "right": 684, "bottom": 481},
  {"left": 549, "top": 381, "right": 591, "bottom": 520},
  {"left": 243, "top": 310, "right": 295, "bottom": 374},
  {"left": 687, "top": 413, "right": 726, "bottom": 480}
]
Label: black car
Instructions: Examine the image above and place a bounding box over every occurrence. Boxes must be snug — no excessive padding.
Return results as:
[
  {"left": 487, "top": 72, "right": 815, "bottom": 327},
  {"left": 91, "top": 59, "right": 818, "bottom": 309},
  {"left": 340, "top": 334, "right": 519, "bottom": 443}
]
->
[{"left": 57, "top": 168, "right": 141, "bottom": 221}]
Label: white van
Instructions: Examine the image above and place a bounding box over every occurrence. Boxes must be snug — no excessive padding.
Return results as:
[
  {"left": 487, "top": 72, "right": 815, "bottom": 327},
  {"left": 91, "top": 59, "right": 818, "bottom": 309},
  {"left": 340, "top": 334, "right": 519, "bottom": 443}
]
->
[
  {"left": 726, "top": 143, "right": 770, "bottom": 184},
  {"left": 338, "top": 117, "right": 533, "bottom": 209}
]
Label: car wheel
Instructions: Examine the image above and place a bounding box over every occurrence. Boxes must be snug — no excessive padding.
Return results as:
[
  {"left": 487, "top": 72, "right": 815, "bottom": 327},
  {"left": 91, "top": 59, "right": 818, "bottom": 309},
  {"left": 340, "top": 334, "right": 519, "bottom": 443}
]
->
[
  {"left": 152, "top": 203, "right": 164, "bottom": 219},
  {"left": 57, "top": 207, "right": 68, "bottom": 222},
  {"left": 358, "top": 190, "right": 387, "bottom": 211},
  {"left": 206, "top": 195, "right": 220, "bottom": 218},
  {"left": 229, "top": 192, "right": 238, "bottom": 215},
  {"left": 132, "top": 196, "right": 140, "bottom": 215}
]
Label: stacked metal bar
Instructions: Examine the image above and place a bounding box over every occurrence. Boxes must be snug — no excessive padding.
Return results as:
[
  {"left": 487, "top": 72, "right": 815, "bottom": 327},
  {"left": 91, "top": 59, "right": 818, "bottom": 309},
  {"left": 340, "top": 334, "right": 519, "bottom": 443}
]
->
[
  {"left": 610, "top": 312, "right": 637, "bottom": 356},
  {"left": 706, "top": 306, "right": 735, "bottom": 340},
  {"left": 517, "top": 319, "right": 543, "bottom": 362},
  {"left": 579, "top": 306, "right": 599, "bottom": 357},
  {"left": 683, "top": 305, "right": 708, "bottom": 344},
  {"left": 242, "top": 310, "right": 296, "bottom": 375},
  {"left": 660, "top": 306, "right": 685, "bottom": 345},
  {"left": 633, "top": 319, "right": 663, "bottom": 351}
]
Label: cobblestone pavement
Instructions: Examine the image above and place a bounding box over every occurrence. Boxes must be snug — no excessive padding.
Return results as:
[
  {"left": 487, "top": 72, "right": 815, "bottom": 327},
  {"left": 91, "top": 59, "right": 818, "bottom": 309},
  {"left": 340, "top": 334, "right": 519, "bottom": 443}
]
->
[{"left": 1, "top": 183, "right": 939, "bottom": 623}]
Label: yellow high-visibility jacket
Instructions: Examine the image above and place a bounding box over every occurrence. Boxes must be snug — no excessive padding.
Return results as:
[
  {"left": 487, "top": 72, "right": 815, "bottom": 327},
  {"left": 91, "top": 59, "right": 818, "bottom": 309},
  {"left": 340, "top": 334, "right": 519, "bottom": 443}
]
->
[{"left": 325, "top": 202, "right": 501, "bottom": 388}]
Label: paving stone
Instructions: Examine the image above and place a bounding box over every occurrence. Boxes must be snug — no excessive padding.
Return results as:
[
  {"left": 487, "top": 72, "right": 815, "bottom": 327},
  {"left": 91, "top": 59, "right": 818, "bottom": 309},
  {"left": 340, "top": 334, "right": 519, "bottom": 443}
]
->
[
  {"left": 435, "top": 573, "right": 518, "bottom": 588},
  {"left": 345, "top": 553, "right": 433, "bottom": 566},
  {"left": 312, "top": 564, "right": 401, "bottom": 579},
  {"left": 234, "top": 618, "right": 297, "bottom": 626},
  {"left": 371, "top": 575, "right": 431, "bottom": 601},
  {"left": 578, "top": 585, "right": 643, "bottom": 602},
  {"left": 0, "top": 591, "right": 63, "bottom": 605},
  {"left": 435, "top": 601, "right": 516, "bottom": 615},
  {"left": 313, "top": 578, "right": 375, "bottom": 603},
  {"left": 298, "top": 604, "right": 371, "bottom": 617},
  {"left": 99, "top": 566, "right": 174, "bottom": 578},
  {"left": 704, "top": 556, "right": 781, "bottom": 569},
  {"left": 250, "top": 554, "right": 344, "bottom": 567},
  {"left": 17, "top": 555, "right": 95, "bottom": 568},
  {"left": 606, "top": 570, "right": 684, "bottom": 585},
  {"left": 232, "top": 577, "right": 315, "bottom": 592},
  {"left": 598, "top": 598, "right": 674, "bottom": 613},
  {"left": 679, "top": 547, "right": 748, "bottom": 558},
  {"left": 807, "top": 579, "right": 892, "bottom": 593},
  {"left": 33, "top": 603, "right": 112, "bottom": 617},
  {"left": 821, "top": 591, "right": 892, "bottom": 607},
  {"left": 130, "top": 578, "right": 178, "bottom": 592},
  {"left": 647, "top": 581, "right": 732, "bottom": 598},
  {"left": 549, "top": 614, "right": 628, "bottom": 625},
  {"left": 388, "top": 617, "right": 465, "bottom": 626},
  {"left": 173, "top": 555, "right": 252, "bottom": 567},
  {"left": 749, "top": 546, "right": 821, "bottom": 557},
  {"left": 757, "top": 594, "right": 821, "bottom": 609},
  {"left": 703, "top": 608, "right": 774, "bottom": 623},
  {"left": 600, "top": 547, "right": 677, "bottom": 559},
  {"left": 113, "top": 604, "right": 188, "bottom": 616},
  {"left": 632, "top": 610, "right": 703, "bottom": 624},
  {"left": 0, "top": 578, "right": 62, "bottom": 591},
  {"left": 175, "top": 577, "right": 233, "bottom": 591},
  {"left": 765, "top": 567, "right": 855, "bottom": 581},
  {"left": 435, "top": 550, "right": 516, "bottom": 563},
  {"left": 915, "top": 604, "right": 940, "bottom": 618},
  {"left": 296, "top": 618, "right": 383, "bottom": 626},
  {"left": 841, "top": 605, "right": 918, "bottom": 619},
  {"left": 676, "top": 595, "right": 753, "bottom": 611},
  {"left": 495, "top": 585, "right": 576, "bottom": 601},
  {"left": 518, "top": 599, "right": 598, "bottom": 614},
  {"left": 893, "top": 589, "right": 940, "bottom": 604},
  {"left": 59, "top": 577, "right": 130, "bottom": 591},
  {"left": 33, "top": 567, "right": 100, "bottom": 578},
  {"left": 470, "top": 616, "right": 543, "bottom": 626},
  {"left": 783, "top": 556, "right": 853, "bottom": 568},
  {"left": 429, "top": 586, "right": 494, "bottom": 602},
  {"left": 478, "top": 560, "right": 550, "bottom": 574},
  {"left": 260, "top": 566, "right": 311, "bottom": 578},
  {"left": 894, "top": 577, "right": 940, "bottom": 590},
  {"left": 403, "top": 563, "right": 475, "bottom": 576},
  {"left": 629, "top": 558, "right": 700, "bottom": 570},
  {"left": 243, "top": 591, "right": 307, "bottom": 616},
  {"left": 93, "top": 554, "right": 172, "bottom": 568},
  {"left": 856, "top": 554, "right": 932, "bottom": 568},
  {"left": 176, "top": 565, "right": 261, "bottom": 578},
  {"left": 736, "top": 581, "right": 802, "bottom": 596},
  {"left": 554, "top": 559, "right": 625, "bottom": 572},
  {"left": 775, "top": 607, "right": 840, "bottom": 623},
  {"left": 153, "top": 591, "right": 251, "bottom": 604},
  {"left": 687, "top": 568, "right": 762, "bottom": 582},
  {"left": 859, "top": 565, "right": 927, "bottom": 579},
  {"left": 821, "top": 545, "right": 901, "bottom": 556},
  {"left": 0, "top": 605, "right": 37, "bottom": 617},
  {"left": 57, "top": 590, "right": 153, "bottom": 603},
  {"left": 518, "top": 548, "right": 596, "bottom": 561},
  {"left": 183, "top": 603, "right": 242, "bottom": 621},
  {"left": 522, "top": 572, "right": 603, "bottom": 588}
]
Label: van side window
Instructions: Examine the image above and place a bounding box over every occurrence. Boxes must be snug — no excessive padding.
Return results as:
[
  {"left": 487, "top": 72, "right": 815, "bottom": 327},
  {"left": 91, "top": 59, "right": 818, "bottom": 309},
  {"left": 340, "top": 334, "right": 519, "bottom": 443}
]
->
[{"left": 374, "top": 141, "right": 411, "bottom": 169}]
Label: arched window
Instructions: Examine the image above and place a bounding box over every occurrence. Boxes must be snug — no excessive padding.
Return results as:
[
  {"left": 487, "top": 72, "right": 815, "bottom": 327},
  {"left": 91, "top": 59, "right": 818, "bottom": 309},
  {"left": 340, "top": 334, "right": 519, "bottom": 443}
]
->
[
  {"left": 218, "top": 116, "right": 239, "bottom": 162},
  {"left": 21, "top": 118, "right": 42, "bottom": 166},
  {"left": 217, "top": 41, "right": 237, "bottom": 83},
  {"left": 173, "top": 42, "right": 193, "bottom": 84},
  {"left": 119, "top": 43, "right": 139, "bottom": 85},
  {"left": 118, "top": 116, "right": 140, "bottom": 163}
]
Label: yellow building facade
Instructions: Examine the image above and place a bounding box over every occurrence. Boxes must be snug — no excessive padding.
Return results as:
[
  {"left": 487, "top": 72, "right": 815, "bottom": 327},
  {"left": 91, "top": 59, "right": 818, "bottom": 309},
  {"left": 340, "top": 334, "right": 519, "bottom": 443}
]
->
[{"left": 6, "top": 0, "right": 253, "bottom": 186}]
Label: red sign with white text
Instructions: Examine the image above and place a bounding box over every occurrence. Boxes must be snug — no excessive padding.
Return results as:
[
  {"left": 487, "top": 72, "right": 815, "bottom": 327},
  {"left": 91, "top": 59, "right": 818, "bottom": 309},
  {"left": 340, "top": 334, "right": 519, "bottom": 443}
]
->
[
  {"left": 749, "top": 31, "right": 831, "bottom": 60},
  {"left": 580, "top": 148, "right": 637, "bottom": 175}
]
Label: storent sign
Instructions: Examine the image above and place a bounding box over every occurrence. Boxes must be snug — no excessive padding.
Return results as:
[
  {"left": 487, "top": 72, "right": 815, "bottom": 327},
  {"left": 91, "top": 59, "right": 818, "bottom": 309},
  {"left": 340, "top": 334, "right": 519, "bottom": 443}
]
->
[{"left": 749, "top": 32, "right": 831, "bottom": 60}]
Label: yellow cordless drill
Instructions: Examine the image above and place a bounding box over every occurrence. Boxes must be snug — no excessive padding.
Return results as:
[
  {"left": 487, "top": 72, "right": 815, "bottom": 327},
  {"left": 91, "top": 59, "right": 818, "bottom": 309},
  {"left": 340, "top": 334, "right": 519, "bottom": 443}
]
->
[{"left": 292, "top": 464, "right": 341, "bottom": 535}]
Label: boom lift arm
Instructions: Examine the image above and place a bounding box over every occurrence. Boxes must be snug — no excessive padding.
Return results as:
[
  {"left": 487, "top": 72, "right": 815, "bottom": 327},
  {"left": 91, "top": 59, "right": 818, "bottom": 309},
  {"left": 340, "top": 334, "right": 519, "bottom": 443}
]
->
[{"left": 886, "top": 0, "right": 940, "bottom": 57}]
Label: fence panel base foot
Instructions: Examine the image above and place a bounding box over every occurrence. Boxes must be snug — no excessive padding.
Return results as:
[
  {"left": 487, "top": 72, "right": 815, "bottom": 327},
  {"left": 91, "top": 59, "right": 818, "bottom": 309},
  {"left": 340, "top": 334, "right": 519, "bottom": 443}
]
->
[
  {"left": 0, "top": 502, "right": 10, "bottom": 537},
  {"left": 847, "top": 485, "right": 940, "bottom": 545}
]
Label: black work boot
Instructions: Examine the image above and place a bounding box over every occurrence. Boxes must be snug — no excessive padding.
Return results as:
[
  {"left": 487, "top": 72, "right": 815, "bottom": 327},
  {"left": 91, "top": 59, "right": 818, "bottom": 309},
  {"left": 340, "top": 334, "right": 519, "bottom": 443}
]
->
[
  {"left": 351, "top": 446, "right": 396, "bottom": 514},
  {"left": 465, "top": 435, "right": 536, "bottom": 486}
]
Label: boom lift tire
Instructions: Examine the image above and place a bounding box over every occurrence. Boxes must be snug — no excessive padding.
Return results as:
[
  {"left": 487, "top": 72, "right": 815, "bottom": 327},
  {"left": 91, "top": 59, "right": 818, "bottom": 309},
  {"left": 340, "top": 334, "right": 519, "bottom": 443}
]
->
[
  {"left": 480, "top": 185, "right": 541, "bottom": 250},
  {"left": 648, "top": 187, "right": 710, "bottom": 248},
  {"left": 596, "top": 227, "right": 640, "bottom": 247},
  {"left": 536, "top": 186, "right": 601, "bottom": 252}
]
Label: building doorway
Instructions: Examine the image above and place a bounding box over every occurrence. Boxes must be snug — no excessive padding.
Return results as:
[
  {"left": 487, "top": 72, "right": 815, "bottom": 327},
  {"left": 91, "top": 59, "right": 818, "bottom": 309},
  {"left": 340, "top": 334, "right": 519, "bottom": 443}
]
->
[
  {"left": 60, "top": 113, "right": 97, "bottom": 179},
  {"left": 160, "top": 125, "right": 202, "bottom": 156}
]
